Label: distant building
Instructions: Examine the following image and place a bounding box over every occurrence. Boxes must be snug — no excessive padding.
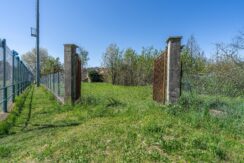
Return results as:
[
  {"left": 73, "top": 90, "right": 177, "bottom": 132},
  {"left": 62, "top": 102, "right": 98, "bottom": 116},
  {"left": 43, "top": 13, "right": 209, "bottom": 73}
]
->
[
  {"left": 81, "top": 67, "right": 109, "bottom": 82},
  {"left": 81, "top": 68, "right": 89, "bottom": 82}
]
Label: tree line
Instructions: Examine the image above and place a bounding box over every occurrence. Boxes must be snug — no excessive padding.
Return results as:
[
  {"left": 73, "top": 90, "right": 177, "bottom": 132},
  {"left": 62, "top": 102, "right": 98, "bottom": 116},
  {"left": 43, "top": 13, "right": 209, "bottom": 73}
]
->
[
  {"left": 21, "top": 32, "right": 243, "bottom": 97},
  {"left": 102, "top": 33, "right": 243, "bottom": 97},
  {"left": 21, "top": 47, "right": 89, "bottom": 78},
  {"left": 103, "top": 45, "right": 161, "bottom": 86}
]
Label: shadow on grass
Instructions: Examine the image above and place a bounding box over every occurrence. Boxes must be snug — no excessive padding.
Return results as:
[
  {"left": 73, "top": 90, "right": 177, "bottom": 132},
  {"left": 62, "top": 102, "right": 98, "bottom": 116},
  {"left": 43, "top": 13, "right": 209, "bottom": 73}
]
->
[
  {"left": 21, "top": 86, "right": 35, "bottom": 131},
  {"left": 24, "top": 122, "right": 81, "bottom": 132},
  {"left": 1, "top": 122, "right": 81, "bottom": 137},
  {"left": 0, "top": 86, "right": 33, "bottom": 136}
]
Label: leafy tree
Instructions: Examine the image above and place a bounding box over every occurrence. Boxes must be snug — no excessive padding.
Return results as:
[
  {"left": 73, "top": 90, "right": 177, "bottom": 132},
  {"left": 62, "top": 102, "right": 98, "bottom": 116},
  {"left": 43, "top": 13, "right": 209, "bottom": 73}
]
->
[
  {"left": 21, "top": 48, "right": 63, "bottom": 76},
  {"left": 102, "top": 44, "right": 160, "bottom": 86},
  {"left": 103, "top": 44, "right": 121, "bottom": 84},
  {"left": 138, "top": 47, "right": 160, "bottom": 85},
  {"left": 123, "top": 48, "right": 138, "bottom": 85}
]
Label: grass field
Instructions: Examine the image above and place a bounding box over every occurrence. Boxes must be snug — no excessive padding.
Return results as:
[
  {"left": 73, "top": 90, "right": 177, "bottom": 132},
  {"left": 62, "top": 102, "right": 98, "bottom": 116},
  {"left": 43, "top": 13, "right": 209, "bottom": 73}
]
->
[{"left": 0, "top": 83, "right": 243, "bottom": 162}]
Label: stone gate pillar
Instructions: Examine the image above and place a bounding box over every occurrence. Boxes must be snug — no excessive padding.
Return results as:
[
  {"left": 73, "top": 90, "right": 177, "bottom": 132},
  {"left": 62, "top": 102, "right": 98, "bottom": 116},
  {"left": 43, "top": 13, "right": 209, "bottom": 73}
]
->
[
  {"left": 166, "top": 36, "right": 182, "bottom": 104},
  {"left": 64, "top": 44, "right": 81, "bottom": 103}
]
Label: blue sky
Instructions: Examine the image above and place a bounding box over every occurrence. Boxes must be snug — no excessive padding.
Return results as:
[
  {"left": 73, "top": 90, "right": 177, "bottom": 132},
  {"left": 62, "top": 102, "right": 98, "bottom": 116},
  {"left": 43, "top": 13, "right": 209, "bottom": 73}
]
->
[{"left": 0, "top": 0, "right": 243, "bottom": 66}]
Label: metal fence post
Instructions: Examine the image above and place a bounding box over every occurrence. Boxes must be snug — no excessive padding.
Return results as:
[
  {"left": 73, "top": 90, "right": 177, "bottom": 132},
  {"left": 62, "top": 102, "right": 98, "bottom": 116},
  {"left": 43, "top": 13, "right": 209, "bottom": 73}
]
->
[
  {"left": 19, "top": 61, "right": 21, "bottom": 93},
  {"left": 16, "top": 56, "right": 20, "bottom": 96},
  {"left": 2, "top": 39, "right": 7, "bottom": 112},
  {"left": 50, "top": 74, "right": 52, "bottom": 90},
  {"left": 53, "top": 73, "right": 55, "bottom": 93},
  {"left": 23, "top": 65, "right": 26, "bottom": 90},
  {"left": 20, "top": 61, "right": 22, "bottom": 93},
  {"left": 58, "top": 72, "right": 60, "bottom": 96},
  {"left": 22, "top": 65, "right": 24, "bottom": 90},
  {"left": 21, "top": 62, "right": 23, "bottom": 93},
  {"left": 25, "top": 66, "right": 27, "bottom": 89},
  {"left": 21, "top": 61, "right": 22, "bottom": 91},
  {"left": 49, "top": 74, "right": 50, "bottom": 89},
  {"left": 22, "top": 63, "right": 24, "bottom": 91},
  {"left": 46, "top": 76, "right": 48, "bottom": 88},
  {"left": 45, "top": 76, "right": 47, "bottom": 87},
  {"left": 12, "top": 51, "right": 16, "bottom": 102},
  {"left": 49, "top": 74, "right": 51, "bottom": 89}
]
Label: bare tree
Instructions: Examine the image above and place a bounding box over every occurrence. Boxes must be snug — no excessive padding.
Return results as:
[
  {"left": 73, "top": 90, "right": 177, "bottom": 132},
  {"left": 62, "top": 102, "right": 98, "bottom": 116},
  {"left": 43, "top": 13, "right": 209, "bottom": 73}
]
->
[
  {"left": 212, "top": 31, "right": 244, "bottom": 96},
  {"left": 216, "top": 43, "right": 244, "bottom": 69},
  {"left": 77, "top": 47, "right": 89, "bottom": 68}
]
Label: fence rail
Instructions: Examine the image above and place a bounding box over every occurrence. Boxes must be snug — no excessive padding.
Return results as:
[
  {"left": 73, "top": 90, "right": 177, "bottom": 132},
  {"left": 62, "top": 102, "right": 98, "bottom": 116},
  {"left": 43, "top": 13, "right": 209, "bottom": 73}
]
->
[
  {"left": 41, "top": 72, "right": 65, "bottom": 102},
  {"left": 0, "top": 39, "right": 33, "bottom": 113}
]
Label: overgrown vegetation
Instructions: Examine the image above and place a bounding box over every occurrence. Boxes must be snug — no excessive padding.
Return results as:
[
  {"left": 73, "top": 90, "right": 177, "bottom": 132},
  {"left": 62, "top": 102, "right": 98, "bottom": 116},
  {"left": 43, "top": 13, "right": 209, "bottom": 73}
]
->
[
  {"left": 0, "top": 83, "right": 243, "bottom": 162},
  {"left": 103, "top": 44, "right": 161, "bottom": 85},
  {"left": 102, "top": 33, "right": 244, "bottom": 97},
  {"left": 181, "top": 34, "right": 244, "bottom": 97}
]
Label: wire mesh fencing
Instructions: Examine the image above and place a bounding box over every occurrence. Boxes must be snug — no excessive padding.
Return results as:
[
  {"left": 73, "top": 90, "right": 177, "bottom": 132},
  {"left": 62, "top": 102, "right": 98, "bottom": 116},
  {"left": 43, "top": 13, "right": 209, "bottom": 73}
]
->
[
  {"left": 179, "top": 56, "right": 244, "bottom": 121},
  {"left": 41, "top": 72, "right": 65, "bottom": 102},
  {"left": 181, "top": 68, "right": 244, "bottom": 97},
  {"left": 0, "top": 45, "right": 3, "bottom": 111},
  {"left": 0, "top": 39, "right": 33, "bottom": 113},
  {"left": 180, "top": 45, "right": 244, "bottom": 98}
]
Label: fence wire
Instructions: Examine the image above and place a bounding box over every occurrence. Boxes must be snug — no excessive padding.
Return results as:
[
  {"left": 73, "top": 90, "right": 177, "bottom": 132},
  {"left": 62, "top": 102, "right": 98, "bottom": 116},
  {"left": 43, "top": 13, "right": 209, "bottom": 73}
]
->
[
  {"left": 0, "top": 39, "right": 33, "bottom": 112},
  {"left": 181, "top": 65, "right": 244, "bottom": 97},
  {"left": 0, "top": 47, "right": 3, "bottom": 108},
  {"left": 41, "top": 72, "right": 64, "bottom": 102}
]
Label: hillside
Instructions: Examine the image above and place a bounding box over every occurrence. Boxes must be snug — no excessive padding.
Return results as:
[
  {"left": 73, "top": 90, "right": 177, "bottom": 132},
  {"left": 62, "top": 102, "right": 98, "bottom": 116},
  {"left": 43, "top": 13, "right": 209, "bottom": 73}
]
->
[{"left": 0, "top": 83, "right": 243, "bottom": 162}]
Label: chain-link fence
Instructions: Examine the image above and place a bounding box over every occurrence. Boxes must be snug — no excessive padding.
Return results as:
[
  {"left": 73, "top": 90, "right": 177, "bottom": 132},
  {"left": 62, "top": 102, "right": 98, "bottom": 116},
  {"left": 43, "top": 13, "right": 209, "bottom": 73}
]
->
[
  {"left": 0, "top": 39, "right": 33, "bottom": 113},
  {"left": 181, "top": 67, "right": 244, "bottom": 97},
  {"left": 180, "top": 44, "right": 244, "bottom": 98},
  {"left": 179, "top": 54, "right": 244, "bottom": 122},
  {"left": 41, "top": 72, "right": 64, "bottom": 102}
]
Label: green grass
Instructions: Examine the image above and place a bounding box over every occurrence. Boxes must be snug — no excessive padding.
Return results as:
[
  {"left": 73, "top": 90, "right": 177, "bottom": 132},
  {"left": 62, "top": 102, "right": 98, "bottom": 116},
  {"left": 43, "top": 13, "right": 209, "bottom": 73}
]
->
[{"left": 0, "top": 83, "right": 243, "bottom": 162}]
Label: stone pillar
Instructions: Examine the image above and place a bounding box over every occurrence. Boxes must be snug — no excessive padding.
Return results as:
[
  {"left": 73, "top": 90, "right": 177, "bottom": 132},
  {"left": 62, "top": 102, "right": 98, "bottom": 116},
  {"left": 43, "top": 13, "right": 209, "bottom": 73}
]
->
[
  {"left": 166, "top": 36, "right": 182, "bottom": 104},
  {"left": 64, "top": 44, "right": 80, "bottom": 103}
]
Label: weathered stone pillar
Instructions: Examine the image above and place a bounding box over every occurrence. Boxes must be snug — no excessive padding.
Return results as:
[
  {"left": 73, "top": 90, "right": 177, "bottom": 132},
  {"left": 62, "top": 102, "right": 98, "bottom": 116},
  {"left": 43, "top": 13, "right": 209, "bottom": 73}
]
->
[
  {"left": 64, "top": 44, "right": 81, "bottom": 103},
  {"left": 166, "top": 36, "right": 182, "bottom": 104}
]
